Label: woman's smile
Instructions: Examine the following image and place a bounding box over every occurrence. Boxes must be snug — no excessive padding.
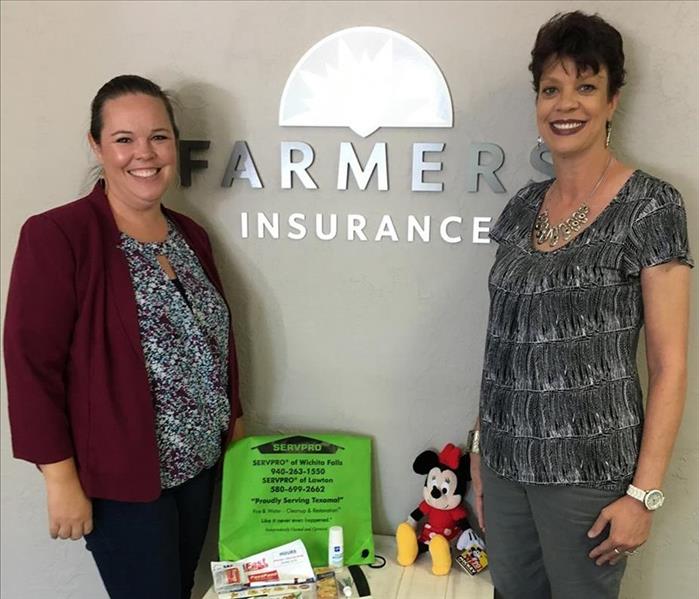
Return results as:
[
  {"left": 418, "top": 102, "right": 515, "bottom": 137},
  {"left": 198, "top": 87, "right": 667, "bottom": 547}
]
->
[{"left": 549, "top": 119, "right": 587, "bottom": 135}]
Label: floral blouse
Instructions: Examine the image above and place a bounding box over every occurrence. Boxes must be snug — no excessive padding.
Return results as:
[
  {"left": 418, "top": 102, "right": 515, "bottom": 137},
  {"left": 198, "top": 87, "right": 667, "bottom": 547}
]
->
[{"left": 120, "top": 221, "right": 230, "bottom": 489}]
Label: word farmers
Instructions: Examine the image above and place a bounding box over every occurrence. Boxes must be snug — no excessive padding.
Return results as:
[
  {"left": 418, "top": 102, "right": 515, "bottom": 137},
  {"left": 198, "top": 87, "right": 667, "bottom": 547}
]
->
[
  {"left": 177, "top": 140, "right": 553, "bottom": 192},
  {"left": 241, "top": 212, "right": 493, "bottom": 244}
]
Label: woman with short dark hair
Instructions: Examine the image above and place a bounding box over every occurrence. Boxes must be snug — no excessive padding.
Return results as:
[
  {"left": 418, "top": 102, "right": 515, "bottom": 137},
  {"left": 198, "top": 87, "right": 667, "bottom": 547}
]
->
[
  {"left": 4, "top": 74, "right": 244, "bottom": 599},
  {"left": 468, "top": 12, "right": 692, "bottom": 599}
]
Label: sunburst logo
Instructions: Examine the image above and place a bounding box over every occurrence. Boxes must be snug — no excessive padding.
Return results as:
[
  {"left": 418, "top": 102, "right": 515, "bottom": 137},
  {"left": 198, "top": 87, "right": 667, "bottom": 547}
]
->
[{"left": 279, "top": 26, "right": 453, "bottom": 138}]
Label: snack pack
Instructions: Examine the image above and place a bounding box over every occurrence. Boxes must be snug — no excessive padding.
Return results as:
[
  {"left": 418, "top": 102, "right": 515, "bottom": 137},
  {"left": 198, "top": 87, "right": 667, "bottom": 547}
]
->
[
  {"left": 212, "top": 539, "right": 316, "bottom": 595},
  {"left": 215, "top": 582, "right": 317, "bottom": 599}
]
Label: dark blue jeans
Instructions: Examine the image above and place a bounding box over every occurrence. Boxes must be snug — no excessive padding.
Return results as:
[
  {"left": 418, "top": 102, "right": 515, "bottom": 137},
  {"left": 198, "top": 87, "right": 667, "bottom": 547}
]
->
[{"left": 85, "top": 466, "right": 215, "bottom": 599}]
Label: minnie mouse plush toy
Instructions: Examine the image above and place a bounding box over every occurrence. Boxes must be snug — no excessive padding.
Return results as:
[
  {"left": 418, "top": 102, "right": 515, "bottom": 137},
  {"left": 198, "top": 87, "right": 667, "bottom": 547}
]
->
[{"left": 396, "top": 443, "right": 470, "bottom": 575}]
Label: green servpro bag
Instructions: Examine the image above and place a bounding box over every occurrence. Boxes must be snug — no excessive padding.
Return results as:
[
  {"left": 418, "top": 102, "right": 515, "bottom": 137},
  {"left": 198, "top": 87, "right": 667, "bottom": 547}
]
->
[{"left": 219, "top": 434, "right": 374, "bottom": 567}]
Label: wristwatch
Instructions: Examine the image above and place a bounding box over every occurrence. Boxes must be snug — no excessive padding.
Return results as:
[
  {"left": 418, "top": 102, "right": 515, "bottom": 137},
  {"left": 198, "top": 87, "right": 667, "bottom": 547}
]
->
[
  {"left": 466, "top": 430, "right": 480, "bottom": 454},
  {"left": 626, "top": 484, "right": 665, "bottom": 511}
]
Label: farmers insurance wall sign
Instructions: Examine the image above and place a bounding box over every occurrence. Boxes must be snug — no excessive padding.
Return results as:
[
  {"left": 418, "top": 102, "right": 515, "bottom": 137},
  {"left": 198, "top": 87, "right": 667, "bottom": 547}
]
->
[{"left": 178, "top": 27, "right": 554, "bottom": 244}]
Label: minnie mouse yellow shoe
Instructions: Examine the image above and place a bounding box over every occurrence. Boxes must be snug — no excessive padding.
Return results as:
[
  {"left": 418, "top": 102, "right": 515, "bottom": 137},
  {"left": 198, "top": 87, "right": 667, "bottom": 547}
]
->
[
  {"left": 396, "top": 522, "right": 419, "bottom": 566},
  {"left": 428, "top": 534, "right": 452, "bottom": 576}
]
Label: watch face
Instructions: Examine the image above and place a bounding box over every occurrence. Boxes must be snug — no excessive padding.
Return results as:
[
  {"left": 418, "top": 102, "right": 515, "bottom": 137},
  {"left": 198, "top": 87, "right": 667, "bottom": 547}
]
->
[{"left": 645, "top": 490, "right": 665, "bottom": 510}]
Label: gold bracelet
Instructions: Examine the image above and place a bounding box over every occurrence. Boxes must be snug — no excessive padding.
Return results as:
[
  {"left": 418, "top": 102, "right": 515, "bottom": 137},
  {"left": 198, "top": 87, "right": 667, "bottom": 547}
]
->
[{"left": 466, "top": 430, "right": 480, "bottom": 454}]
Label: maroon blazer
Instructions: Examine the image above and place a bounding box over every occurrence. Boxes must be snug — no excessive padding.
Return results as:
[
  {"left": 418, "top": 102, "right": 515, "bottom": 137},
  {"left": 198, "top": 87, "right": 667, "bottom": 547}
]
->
[{"left": 4, "top": 183, "right": 241, "bottom": 501}]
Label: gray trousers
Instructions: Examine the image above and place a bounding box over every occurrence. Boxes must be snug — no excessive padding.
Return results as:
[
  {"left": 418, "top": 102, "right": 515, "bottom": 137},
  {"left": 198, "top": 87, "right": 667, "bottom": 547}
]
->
[{"left": 481, "top": 465, "right": 627, "bottom": 599}]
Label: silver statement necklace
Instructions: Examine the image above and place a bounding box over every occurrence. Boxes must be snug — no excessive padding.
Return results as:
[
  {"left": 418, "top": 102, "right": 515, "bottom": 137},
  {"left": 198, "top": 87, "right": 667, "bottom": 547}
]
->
[{"left": 534, "top": 155, "right": 614, "bottom": 248}]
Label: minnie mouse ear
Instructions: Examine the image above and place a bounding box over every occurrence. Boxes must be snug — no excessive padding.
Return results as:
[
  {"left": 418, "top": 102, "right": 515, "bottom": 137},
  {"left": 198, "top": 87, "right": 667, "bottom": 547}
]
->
[
  {"left": 413, "top": 450, "right": 439, "bottom": 474},
  {"left": 460, "top": 452, "right": 471, "bottom": 481}
]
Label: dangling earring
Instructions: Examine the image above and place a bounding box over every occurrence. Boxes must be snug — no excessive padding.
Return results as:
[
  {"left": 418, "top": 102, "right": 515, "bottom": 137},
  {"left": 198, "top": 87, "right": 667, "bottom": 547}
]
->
[
  {"left": 605, "top": 121, "right": 612, "bottom": 148},
  {"left": 537, "top": 135, "right": 544, "bottom": 147}
]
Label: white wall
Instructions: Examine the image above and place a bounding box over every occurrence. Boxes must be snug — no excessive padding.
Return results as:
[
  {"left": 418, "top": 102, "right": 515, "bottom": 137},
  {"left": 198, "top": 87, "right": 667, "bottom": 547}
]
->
[{"left": 1, "top": 2, "right": 696, "bottom": 598}]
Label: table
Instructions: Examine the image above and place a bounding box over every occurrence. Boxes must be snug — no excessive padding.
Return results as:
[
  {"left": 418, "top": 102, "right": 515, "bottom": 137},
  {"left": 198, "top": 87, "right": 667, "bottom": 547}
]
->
[{"left": 202, "top": 535, "right": 494, "bottom": 599}]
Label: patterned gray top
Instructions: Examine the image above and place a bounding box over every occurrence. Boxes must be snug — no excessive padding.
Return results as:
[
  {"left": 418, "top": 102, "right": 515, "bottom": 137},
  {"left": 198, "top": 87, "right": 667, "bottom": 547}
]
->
[
  {"left": 120, "top": 221, "right": 231, "bottom": 489},
  {"left": 480, "top": 170, "right": 693, "bottom": 490}
]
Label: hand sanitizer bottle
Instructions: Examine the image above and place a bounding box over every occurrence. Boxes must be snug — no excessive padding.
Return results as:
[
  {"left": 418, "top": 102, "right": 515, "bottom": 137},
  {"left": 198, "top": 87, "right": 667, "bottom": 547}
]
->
[{"left": 328, "top": 525, "right": 344, "bottom": 568}]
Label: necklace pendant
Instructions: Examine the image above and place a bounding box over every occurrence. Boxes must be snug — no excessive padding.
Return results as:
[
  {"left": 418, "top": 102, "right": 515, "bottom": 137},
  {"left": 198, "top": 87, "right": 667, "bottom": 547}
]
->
[
  {"left": 536, "top": 154, "right": 612, "bottom": 250},
  {"left": 549, "top": 228, "right": 559, "bottom": 247},
  {"left": 535, "top": 201, "right": 592, "bottom": 248}
]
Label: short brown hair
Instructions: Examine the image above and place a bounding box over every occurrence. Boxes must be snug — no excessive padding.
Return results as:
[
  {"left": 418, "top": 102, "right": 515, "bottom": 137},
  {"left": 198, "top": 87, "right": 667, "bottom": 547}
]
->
[{"left": 530, "top": 11, "right": 626, "bottom": 98}]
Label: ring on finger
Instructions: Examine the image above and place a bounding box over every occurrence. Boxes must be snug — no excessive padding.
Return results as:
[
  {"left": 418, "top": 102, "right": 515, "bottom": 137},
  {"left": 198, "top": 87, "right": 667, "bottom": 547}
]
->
[{"left": 613, "top": 548, "right": 621, "bottom": 555}]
